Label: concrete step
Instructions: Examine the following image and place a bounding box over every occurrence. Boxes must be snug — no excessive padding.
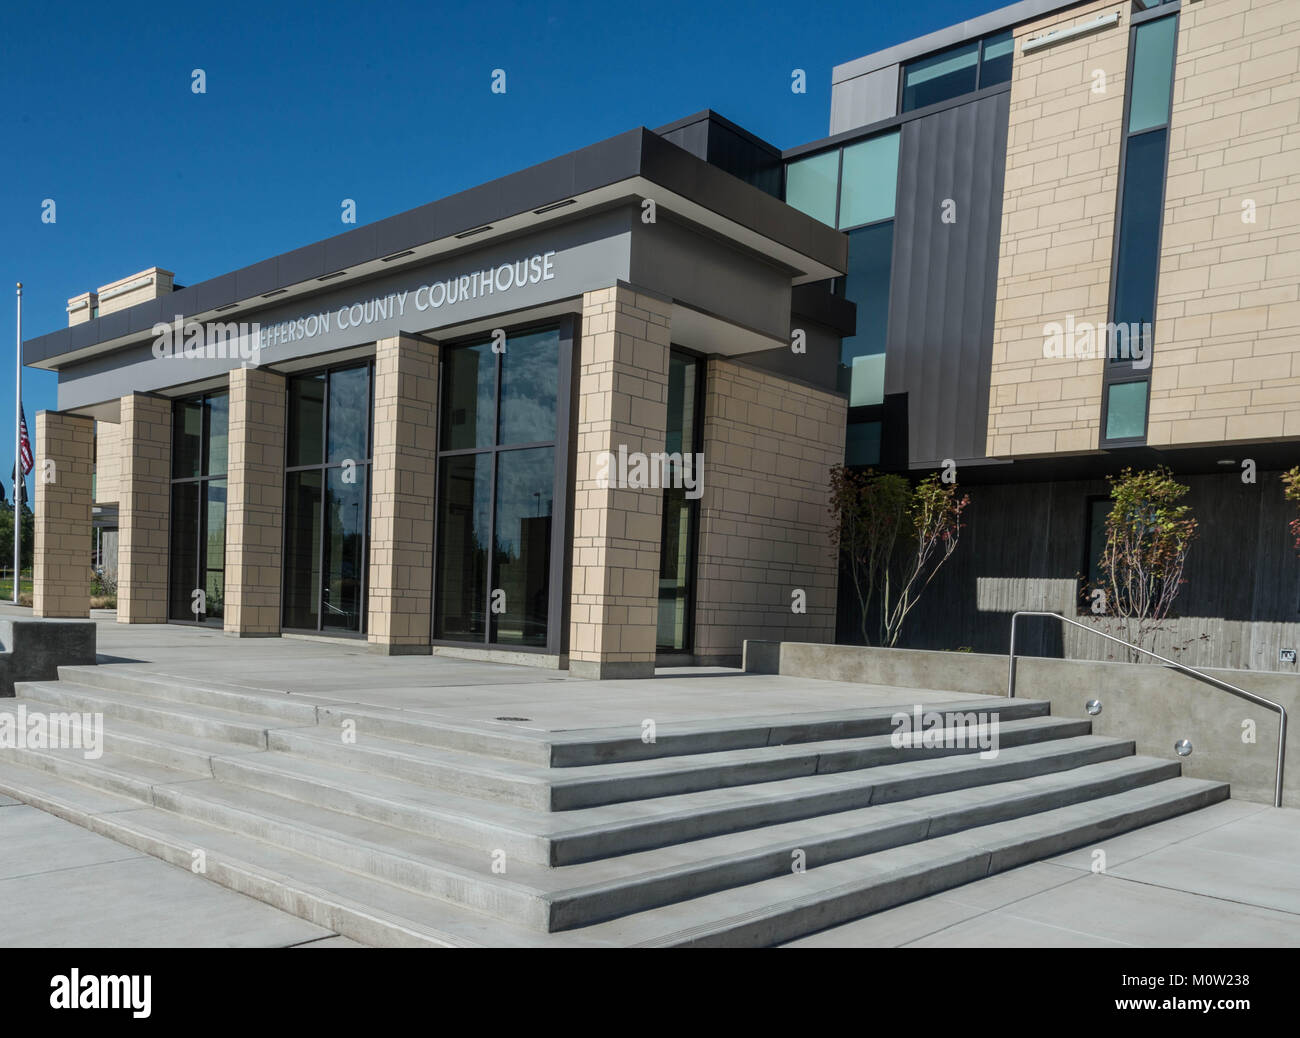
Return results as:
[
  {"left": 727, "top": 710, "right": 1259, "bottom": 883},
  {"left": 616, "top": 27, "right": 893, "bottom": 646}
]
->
[
  {"left": 0, "top": 741, "right": 1181, "bottom": 931},
  {"left": 14, "top": 681, "right": 298, "bottom": 748},
  {"left": 581, "top": 777, "right": 1231, "bottom": 947},
  {"left": 0, "top": 748, "right": 1222, "bottom": 943},
  {"left": 268, "top": 714, "right": 1094, "bottom": 811},
  {"left": 541, "top": 697, "right": 1053, "bottom": 766},
  {"left": 0, "top": 758, "right": 574, "bottom": 948},
  {"left": 49, "top": 666, "right": 323, "bottom": 725},
  {"left": 212, "top": 732, "right": 1138, "bottom": 865}
]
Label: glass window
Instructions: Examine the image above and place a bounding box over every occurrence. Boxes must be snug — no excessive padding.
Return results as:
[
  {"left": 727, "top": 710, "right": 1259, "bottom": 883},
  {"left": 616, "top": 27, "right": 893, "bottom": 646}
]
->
[
  {"left": 658, "top": 351, "right": 701, "bottom": 652},
  {"left": 1129, "top": 15, "right": 1178, "bottom": 133},
  {"left": 205, "top": 395, "right": 228, "bottom": 477},
  {"left": 1084, "top": 497, "right": 1112, "bottom": 596},
  {"left": 902, "top": 40, "right": 979, "bottom": 112},
  {"left": 283, "top": 364, "right": 372, "bottom": 633},
  {"left": 441, "top": 342, "right": 496, "bottom": 451},
  {"left": 979, "top": 30, "right": 1014, "bottom": 87},
  {"left": 1105, "top": 381, "right": 1148, "bottom": 440},
  {"left": 491, "top": 447, "right": 555, "bottom": 647},
  {"left": 498, "top": 329, "right": 559, "bottom": 445},
  {"left": 839, "top": 222, "right": 894, "bottom": 407},
  {"left": 846, "top": 420, "right": 882, "bottom": 466},
  {"left": 327, "top": 365, "right": 370, "bottom": 463},
  {"left": 434, "top": 454, "right": 491, "bottom": 641},
  {"left": 784, "top": 150, "right": 839, "bottom": 227},
  {"left": 283, "top": 471, "right": 323, "bottom": 630},
  {"left": 838, "top": 130, "right": 900, "bottom": 230},
  {"left": 288, "top": 374, "right": 325, "bottom": 467},
  {"left": 1112, "top": 128, "right": 1168, "bottom": 360},
  {"left": 168, "top": 481, "right": 200, "bottom": 619},
  {"left": 435, "top": 326, "right": 566, "bottom": 649},
  {"left": 172, "top": 401, "right": 202, "bottom": 479}
]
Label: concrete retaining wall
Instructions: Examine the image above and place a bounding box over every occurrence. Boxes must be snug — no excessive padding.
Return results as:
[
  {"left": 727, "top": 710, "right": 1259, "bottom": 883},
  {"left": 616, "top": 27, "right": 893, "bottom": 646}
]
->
[
  {"left": 0, "top": 619, "right": 97, "bottom": 696},
  {"left": 745, "top": 639, "right": 1300, "bottom": 809}
]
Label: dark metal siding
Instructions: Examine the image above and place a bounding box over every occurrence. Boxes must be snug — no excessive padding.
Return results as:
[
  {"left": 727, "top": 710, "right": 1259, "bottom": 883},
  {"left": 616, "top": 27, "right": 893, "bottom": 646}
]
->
[{"left": 885, "top": 90, "right": 1009, "bottom": 467}]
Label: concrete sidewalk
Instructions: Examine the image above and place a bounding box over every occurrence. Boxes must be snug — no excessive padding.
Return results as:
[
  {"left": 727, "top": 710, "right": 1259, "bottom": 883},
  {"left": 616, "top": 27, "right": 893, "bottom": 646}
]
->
[{"left": 786, "top": 798, "right": 1300, "bottom": 946}]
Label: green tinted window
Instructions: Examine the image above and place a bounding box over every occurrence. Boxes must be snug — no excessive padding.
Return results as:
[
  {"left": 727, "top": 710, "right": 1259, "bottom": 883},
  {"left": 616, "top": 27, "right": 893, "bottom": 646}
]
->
[
  {"left": 1128, "top": 16, "right": 1177, "bottom": 133},
  {"left": 838, "top": 131, "right": 899, "bottom": 229},
  {"left": 1105, "top": 381, "right": 1148, "bottom": 440},
  {"left": 785, "top": 151, "right": 839, "bottom": 227}
]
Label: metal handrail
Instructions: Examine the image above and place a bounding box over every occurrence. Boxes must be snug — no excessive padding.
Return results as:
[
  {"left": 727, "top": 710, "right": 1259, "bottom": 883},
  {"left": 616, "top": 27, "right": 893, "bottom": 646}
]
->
[{"left": 1007, "top": 610, "right": 1288, "bottom": 808}]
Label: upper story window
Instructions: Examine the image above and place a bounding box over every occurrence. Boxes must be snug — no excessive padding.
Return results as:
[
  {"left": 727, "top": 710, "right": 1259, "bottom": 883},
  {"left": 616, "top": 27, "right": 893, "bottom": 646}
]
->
[
  {"left": 900, "top": 29, "right": 1013, "bottom": 113},
  {"left": 783, "top": 129, "right": 900, "bottom": 231}
]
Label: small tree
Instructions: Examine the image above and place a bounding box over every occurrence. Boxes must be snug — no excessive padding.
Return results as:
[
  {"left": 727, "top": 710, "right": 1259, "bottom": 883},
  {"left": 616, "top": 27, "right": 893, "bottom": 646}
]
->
[
  {"left": 1283, "top": 467, "right": 1300, "bottom": 552},
  {"left": 828, "top": 467, "right": 911, "bottom": 646},
  {"left": 1094, "top": 466, "right": 1197, "bottom": 658},
  {"left": 829, "top": 467, "right": 969, "bottom": 647}
]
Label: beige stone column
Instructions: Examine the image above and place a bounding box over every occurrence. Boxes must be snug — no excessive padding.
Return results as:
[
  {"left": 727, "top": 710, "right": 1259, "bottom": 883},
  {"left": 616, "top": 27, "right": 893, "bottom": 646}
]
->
[
  {"left": 368, "top": 334, "right": 438, "bottom": 654},
  {"left": 569, "top": 285, "right": 671, "bottom": 679},
  {"left": 117, "top": 393, "right": 171, "bottom": 623},
  {"left": 33, "top": 411, "right": 94, "bottom": 618},
  {"left": 225, "top": 367, "right": 285, "bottom": 636}
]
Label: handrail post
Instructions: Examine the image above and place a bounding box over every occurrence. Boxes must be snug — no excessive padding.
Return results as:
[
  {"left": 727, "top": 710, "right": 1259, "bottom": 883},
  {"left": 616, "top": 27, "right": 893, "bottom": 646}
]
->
[{"left": 1007, "top": 612, "right": 1019, "bottom": 699}]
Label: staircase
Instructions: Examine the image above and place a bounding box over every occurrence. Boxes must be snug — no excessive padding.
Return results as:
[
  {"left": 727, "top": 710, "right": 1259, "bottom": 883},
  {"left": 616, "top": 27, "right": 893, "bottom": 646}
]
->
[{"left": 0, "top": 665, "right": 1228, "bottom": 947}]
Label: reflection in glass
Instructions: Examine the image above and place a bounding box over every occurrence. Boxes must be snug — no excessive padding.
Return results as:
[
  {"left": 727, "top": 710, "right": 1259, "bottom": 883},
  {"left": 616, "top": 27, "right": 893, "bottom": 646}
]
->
[
  {"left": 327, "top": 365, "right": 370, "bottom": 464},
  {"left": 172, "top": 401, "right": 202, "bottom": 479},
  {"left": 205, "top": 480, "right": 226, "bottom": 619},
  {"left": 322, "top": 467, "right": 366, "bottom": 630},
  {"left": 1112, "top": 129, "right": 1167, "bottom": 362},
  {"left": 491, "top": 448, "right": 554, "bottom": 646},
  {"left": 499, "top": 330, "right": 559, "bottom": 445},
  {"left": 288, "top": 374, "right": 325, "bottom": 467},
  {"left": 838, "top": 131, "right": 899, "bottom": 230},
  {"left": 785, "top": 150, "right": 839, "bottom": 227},
  {"left": 441, "top": 343, "right": 496, "bottom": 451},
  {"left": 838, "top": 222, "right": 894, "bottom": 406},
  {"left": 169, "top": 482, "right": 199, "bottom": 620},
  {"left": 205, "top": 395, "right": 229, "bottom": 477},
  {"left": 283, "top": 471, "right": 323, "bottom": 630},
  {"left": 902, "top": 40, "right": 978, "bottom": 112},
  {"left": 1106, "top": 381, "right": 1148, "bottom": 441},
  {"left": 434, "top": 454, "right": 491, "bottom": 640},
  {"left": 979, "top": 31, "right": 1014, "bottom": 87},
  {"left": 1129, "top": 16, "right": 1177, "bottom": 133},
  {"left": 657, "top": 352, "right": 700, "bottom": 652}
]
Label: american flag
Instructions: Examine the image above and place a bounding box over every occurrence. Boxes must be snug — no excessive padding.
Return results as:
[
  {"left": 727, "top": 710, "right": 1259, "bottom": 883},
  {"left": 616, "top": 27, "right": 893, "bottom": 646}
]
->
[{"left": 18, "top": 406, "right": 32, "bottom": 475}]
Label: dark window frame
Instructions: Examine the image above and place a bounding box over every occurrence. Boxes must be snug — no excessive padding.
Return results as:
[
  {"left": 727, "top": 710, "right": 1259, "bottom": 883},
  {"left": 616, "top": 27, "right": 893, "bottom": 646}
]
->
[
  {"left": 167, "top": 390, "right": 229, "bottom": 627},
  {"left": 1101, "top": 9, "right": 1179, "bottom": 448}
]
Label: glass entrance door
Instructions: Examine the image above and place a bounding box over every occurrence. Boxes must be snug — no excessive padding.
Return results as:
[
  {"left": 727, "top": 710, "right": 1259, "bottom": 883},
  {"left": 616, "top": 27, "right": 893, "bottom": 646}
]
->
[{"left": 282, "top": 363, "right": 372, "bottom": 634}]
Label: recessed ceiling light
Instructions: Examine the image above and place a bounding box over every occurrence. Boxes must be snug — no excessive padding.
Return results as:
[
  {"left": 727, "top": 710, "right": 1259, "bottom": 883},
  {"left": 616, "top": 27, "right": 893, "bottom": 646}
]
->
[
  {"left": 533, "top": 199, "right": 577, "bottom": 215},
  {"left": 380, "top": 249, "right": 415, "bottom": 262},
  {"left": 454, "top": 224, "right": 493, "bottom": 239},
  {"left": 262, "top": 288, "right": 288, "bottom": 298},
  {"left": 1217, "top": 459, "right": 1235, "bottom": 465},
  {"left": 214, "top": 303, "right": 238, "bottom": 312},
  {"left": 317, "top": 270, "right": 349, "bottom": 281}
]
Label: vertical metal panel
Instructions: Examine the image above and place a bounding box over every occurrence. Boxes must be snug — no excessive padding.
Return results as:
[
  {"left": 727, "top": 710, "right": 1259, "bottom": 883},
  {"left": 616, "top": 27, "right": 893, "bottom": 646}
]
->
[{"left": 884, "top": 91, "right": 1009, "bottom": 467}]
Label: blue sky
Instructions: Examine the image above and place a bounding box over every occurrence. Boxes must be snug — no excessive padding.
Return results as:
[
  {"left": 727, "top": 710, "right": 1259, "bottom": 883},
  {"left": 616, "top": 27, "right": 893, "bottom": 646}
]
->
[{"left": 0, "top": 0, "right": 986, "bottom": 501}]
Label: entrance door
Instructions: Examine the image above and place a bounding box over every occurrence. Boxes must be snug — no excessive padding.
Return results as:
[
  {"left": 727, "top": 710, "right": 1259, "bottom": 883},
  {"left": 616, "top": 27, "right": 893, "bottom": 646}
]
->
[{"left": 168, "top": 393, "right": 228, "bottom": 623}]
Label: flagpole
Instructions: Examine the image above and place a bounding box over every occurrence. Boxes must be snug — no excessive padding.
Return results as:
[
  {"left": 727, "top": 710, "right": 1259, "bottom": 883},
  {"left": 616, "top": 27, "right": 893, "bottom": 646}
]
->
[{"left": 14, "top": 282, "right": 21, "bottom": 604}]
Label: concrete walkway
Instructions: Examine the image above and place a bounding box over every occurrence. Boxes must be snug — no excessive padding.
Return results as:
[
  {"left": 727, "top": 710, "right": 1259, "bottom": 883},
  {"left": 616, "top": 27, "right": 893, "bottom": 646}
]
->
[
  {"left": 2, "top": 605, "right": 1298, "bottom": 947},
  {"left": 787, "top": 798, "right": 1300, "bottom": 946}
]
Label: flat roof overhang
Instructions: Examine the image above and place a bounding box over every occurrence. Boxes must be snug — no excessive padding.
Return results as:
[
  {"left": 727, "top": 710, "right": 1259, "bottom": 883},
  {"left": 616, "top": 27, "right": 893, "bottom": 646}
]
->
[{"left": 24, "top": 127, "right": 847, "bottom": 373}]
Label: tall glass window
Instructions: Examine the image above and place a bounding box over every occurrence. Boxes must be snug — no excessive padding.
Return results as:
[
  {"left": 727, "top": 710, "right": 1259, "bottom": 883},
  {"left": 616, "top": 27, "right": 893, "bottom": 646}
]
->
[
  {"left": 1103, "top": 12, "right": 1178, "bottom": 444},
  {"left": 282, "top": 363, "right": 372, "bottom": 633},
  {"left": 434, "top": 326, "right": 565, "bottom": 649},
  {"left": 658, "top": 351, "right": 702, "bottom": 653},
  {"left": 169, "top": 392, "right": 228, "bottom": 623},
  {"left": 838, "top": 222, "right": 895, "bottom": 408}
]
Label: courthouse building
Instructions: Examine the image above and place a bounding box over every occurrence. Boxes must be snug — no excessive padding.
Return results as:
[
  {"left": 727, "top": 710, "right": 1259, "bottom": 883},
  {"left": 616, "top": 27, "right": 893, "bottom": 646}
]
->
[{"left": 24, "top": 0, "right": 1300, "bottom": 674}]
